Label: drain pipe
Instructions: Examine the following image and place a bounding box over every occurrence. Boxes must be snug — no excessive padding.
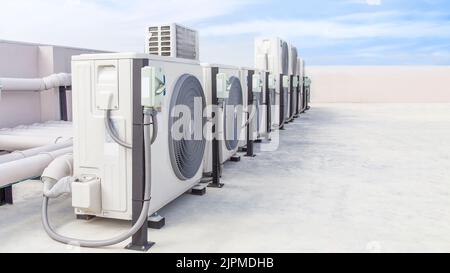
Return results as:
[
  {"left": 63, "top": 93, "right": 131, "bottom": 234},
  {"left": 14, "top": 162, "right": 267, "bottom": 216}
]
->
[{"left": 0, "top": 140, "right": 73, "bottom": 165}]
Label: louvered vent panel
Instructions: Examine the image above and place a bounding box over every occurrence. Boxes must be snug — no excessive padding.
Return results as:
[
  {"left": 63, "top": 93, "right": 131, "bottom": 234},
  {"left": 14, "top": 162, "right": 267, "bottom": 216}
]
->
[{"left": 146, "top": 24, "right": 199, "bottom": 60}]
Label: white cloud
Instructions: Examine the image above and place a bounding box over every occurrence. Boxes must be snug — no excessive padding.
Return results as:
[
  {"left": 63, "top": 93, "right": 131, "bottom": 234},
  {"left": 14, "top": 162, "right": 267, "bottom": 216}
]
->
[
  {"left": 201, "top": 19, "right": 450, "bottom": 40},
  {"left": 0, "top": 0, "right": 253, "bottom": 52},
  {"left": 349, "top": 0, "right": 382, "bottom": 5},
  {"left": 366, "top": 0, "right": 382, "bottom": 5}
]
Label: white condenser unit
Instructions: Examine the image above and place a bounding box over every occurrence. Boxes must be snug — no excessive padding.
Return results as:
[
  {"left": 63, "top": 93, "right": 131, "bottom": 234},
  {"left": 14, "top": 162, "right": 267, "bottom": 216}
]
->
[
  {"left": 287, "top": 45, "right": 299, "bottom": 120},
  {"left": 297, "top": 58, "right": 304, "bottom": 114},
  {"left": 254, "top": 69, "right": 272, "bottom": 140},
  {"left": 202, "top": 64, "right": 245, "bottom": 175},
  {"left": 254, "top": 37, "right": 290, "bottom": 130},
  {"left": 146, "top": 24, "right": 199, "bottom": 61},
  {"left": 71, "top": 53, "right": 206, "bottom": 220},
  {"left": 299, "top": 58, "right": 307, "bottom": 113},
  {"left": 238, "top": 67, "right": 252, "bottom": 150},
  {"left": 240, "top": 68, "right": 270, "bottom": 144}
]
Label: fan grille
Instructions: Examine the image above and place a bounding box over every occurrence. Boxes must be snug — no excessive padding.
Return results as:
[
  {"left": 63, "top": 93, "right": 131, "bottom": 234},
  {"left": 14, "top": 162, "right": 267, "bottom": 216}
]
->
[
  {"left": 291, "top": 47, "right": 298, "bottom": 75},
  {"left": 281, "top": 41, "right": 289, "bottom": 75},
  {"left": 168, "top": 74, "right": 206, "bottom": 180},
  {"left": 224, "top": 76, "right": 243, "bottom": 151}
]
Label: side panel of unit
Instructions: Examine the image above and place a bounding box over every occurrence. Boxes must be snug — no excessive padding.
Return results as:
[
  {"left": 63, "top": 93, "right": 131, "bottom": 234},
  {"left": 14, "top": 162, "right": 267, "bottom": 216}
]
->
[{"left": 72, "top": 58, "right": 133, "bottom": 220}]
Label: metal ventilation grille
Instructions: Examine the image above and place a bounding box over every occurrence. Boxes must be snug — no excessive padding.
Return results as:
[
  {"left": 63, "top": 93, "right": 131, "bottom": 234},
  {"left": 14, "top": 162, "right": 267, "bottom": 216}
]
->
[
  {"left": 281, "top": 41, "right": 289, "bottom": 75},
  {"left": 291, "top": 47, "right": 298, "bottom": 75},
  {"left": 169, "top": 74, "right": 206, "bottom": 181},
  {"left": 147, "top": 24, "right": 199, "bottom": 60},
  {"left": 224, "top": 76, "right": 243, "bottom": 151},
  {"left": 176, "top": 25, "right": 198, "bottom": 60}
]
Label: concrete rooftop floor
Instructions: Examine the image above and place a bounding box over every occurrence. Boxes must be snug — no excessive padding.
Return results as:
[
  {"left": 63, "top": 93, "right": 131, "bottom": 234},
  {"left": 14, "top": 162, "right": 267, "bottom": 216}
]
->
[{"left": 1, "top": 103, "right": 450, "bottom": 253}]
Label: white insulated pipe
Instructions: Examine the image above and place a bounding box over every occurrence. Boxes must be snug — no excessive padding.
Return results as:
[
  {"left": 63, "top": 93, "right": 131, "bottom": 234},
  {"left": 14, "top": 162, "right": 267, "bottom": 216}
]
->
[
  {"left": 0, "top": 128, "right": 73, "bottom": 137},
  {"left": 0, "top": 140, "right": 73, "bottom": 165},
  {"left": 0, "top": 147, "right": 72, "bottom": 188},
  {"left": 0, "top": 73, "right": 71, "bottom": 92},
  {"left": 0, "top": 135, "right": 73, "bottom": 152}
]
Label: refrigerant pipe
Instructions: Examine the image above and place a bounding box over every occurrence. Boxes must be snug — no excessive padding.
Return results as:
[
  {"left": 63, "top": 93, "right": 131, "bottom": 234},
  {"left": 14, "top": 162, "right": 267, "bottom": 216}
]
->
[
  {"left": 0, "top": 140, "right": 73, "bottom": 165},
  {"left": 0, "top": 135, "right": 72, "bottom": 151},
  {"left": 0, "top": 147, "right": 73, "bottom": 188}
]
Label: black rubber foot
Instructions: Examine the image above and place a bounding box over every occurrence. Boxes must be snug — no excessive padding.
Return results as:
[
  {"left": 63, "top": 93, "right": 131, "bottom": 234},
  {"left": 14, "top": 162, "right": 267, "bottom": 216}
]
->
[
  {"left": 254, "top": 139, "right": 262, "bottom": 143},
  {"left": 245, "top": 154, "right": 256, "bottom": 158},
  {"left": 0, "top": 186, "right": 13, "bottom": 206},
  {"left": 125, "top": 241, "right": 155, "bottom": 252},
  {"left": 77, "top": 215, "right": 96, "bottom": 220},
  {"left": 191, "top": 184, "right": 207, "bottom": 196},
  {"left": 208, "top": 183, "right": 225, "bottom": 188},
  {"left": 230, "top": 155, "right": 241, "bottom": 162},
  {"left": 148, "top": 215, "right": 165, "bottom": 230}
]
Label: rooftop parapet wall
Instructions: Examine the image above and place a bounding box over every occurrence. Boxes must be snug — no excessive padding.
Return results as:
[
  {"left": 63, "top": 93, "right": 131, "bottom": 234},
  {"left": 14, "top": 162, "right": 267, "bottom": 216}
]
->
[{"left": 308, "top": 66, "right": 450, "bottom": 103}]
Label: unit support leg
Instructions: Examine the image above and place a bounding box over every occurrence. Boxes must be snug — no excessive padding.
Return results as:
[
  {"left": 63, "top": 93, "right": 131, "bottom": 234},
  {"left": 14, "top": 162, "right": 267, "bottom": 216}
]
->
[{"left": 0, "top": 186, "right": 13, "bottom": 206}]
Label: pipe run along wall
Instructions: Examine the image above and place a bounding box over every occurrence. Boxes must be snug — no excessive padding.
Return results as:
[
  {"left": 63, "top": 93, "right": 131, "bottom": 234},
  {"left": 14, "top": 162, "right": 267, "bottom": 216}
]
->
[{"left": 0, "top": 73, "right": 71, "bottom": 93}]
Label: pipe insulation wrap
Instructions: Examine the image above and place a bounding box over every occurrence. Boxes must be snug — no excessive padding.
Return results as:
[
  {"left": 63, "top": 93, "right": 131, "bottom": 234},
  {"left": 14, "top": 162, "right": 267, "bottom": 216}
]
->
[
  {"left": 0, "top": 140, "right": 73, "bottom": 165},
  {"left": 41, "top": 153, "right": 73, "bottom": 184},
  {"left": 0, "top": 147, "right": 73, "bottom": 188},
  {"left": 43, "top": 177, "right": 75, "bottom": 199},
  {"left": 0, "top": 135, "right": 73, "bottom": 151},
  {"left": 0, "top": 73, "right": 71, "bottom": 92}
]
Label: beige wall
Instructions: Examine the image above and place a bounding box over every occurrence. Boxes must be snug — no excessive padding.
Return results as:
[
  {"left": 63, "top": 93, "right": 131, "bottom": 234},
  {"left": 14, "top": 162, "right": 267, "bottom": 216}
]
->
[{"left": 308, "top": 66, "right": 450, "bottom": 103}]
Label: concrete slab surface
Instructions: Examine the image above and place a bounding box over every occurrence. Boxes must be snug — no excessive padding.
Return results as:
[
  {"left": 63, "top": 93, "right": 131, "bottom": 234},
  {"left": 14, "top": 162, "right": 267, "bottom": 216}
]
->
[{"left": 1, "top": 103, "right": 450, "bottom": 253}]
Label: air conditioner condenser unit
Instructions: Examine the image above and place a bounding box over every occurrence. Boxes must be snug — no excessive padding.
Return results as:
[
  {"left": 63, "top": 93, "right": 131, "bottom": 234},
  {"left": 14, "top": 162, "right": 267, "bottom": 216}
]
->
[
  {"left": 288, "top": 45, "right": 299, "bottom": 121},
  {"left": 254, "top": 37, "right": 290, "bottom": 130},
  {"left": 202, "top": 64, "right": 245, "bottom": 181},
  {"left": 71, "top": 53, "right": 207, "bottom": 221}
]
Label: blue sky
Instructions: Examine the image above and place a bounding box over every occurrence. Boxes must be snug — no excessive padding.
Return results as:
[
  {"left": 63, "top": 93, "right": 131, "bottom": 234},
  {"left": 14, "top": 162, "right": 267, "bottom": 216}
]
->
[{"left": 0, "top": 0, "right": 449, "bottom": 66}]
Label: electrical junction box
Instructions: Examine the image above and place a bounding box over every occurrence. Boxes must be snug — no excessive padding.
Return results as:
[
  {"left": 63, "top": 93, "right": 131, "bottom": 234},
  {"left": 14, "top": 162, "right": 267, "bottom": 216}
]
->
[
  {"left": 305, "top": 77, "right": 311, "bottom": 87},
  {"left": 252, "top": 74, "right": 262, "bottom": 93},
  {"left": 293, "top": 76, "right": 299, "bottom": 88},
  {"left": 72, "top": 176, "right": 102, "bottom": 214},
  {"left": 282, "top": 75, "right": 290, "bottom": 89},
  {"left": 141, "top": 66, "right": 166, "bottom": 110},
  {"left": 268, "top": 74, "right": 277, "bottom": 89},
  {"left": 216, "top": 73, "right": 230, "bottom": 99}
]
